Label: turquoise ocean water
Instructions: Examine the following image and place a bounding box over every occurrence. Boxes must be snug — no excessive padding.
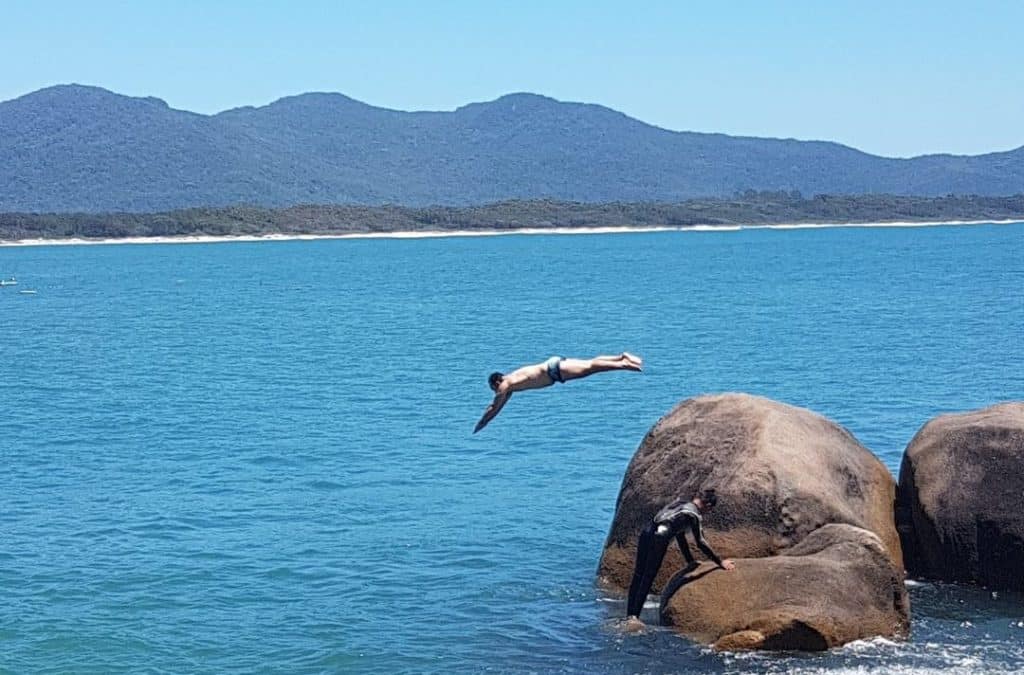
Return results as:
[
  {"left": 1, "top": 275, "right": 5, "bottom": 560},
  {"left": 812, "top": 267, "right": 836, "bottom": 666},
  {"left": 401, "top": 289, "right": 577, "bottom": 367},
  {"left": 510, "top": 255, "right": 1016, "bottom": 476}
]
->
[{"left": 2, "top": 223, "right": 1023, "bottom": 673}]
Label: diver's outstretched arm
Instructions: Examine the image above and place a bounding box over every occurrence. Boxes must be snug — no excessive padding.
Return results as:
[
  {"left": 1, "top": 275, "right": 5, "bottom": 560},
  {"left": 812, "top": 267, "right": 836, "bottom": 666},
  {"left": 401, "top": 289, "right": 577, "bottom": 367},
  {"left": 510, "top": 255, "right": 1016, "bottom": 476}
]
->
[
  {"left": 689, "top": 517, "right": 735, "bottom": 569},
  {"left": 473, "top": 393, "right": 510, "bottom": 433},
  {"left": 674, "top": 532, "right": 697, "bottom": 565},
  {"left": 690, "top": 516, "right": 726, "bottom": 568}
]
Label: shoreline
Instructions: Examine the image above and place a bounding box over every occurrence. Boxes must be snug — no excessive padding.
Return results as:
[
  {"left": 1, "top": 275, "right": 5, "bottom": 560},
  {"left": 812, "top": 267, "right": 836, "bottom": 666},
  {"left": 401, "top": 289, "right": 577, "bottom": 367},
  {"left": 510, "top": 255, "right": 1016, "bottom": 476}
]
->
[{"left": 1, "top": 218, "right": 1022, "bottom": 248}]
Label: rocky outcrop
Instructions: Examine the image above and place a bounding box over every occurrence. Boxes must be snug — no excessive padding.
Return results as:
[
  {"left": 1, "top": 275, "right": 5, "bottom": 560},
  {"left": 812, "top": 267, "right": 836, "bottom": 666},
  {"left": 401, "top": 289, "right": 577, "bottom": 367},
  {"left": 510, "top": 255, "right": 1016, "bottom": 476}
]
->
[
  {"left": 660, "top": 524, "right": 909, "bottom": 650},
  {"left": 598, "top": 393, "right": 903, "bottom": 597},
  {"left": 895, "top": 402, "right": 1024, "bottom": 591}
]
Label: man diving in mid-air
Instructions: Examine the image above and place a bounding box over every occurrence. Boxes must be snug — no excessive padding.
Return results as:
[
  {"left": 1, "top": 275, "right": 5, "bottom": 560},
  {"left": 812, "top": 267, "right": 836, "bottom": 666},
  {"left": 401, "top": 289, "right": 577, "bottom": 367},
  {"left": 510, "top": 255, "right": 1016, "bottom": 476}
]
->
[{"left": 473, "top": 352, "right": 643, "bottom": 433}]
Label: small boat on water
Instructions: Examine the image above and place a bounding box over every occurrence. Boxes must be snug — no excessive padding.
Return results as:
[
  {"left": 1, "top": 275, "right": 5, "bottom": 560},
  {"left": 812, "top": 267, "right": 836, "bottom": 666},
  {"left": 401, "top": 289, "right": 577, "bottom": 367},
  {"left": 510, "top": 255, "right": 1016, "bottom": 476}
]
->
[
  {"left": 0, "top": 277, "right": 16, "bottom": 287},
  {"left": 19, "top": 289, "right": 37, "bottom": 295}
]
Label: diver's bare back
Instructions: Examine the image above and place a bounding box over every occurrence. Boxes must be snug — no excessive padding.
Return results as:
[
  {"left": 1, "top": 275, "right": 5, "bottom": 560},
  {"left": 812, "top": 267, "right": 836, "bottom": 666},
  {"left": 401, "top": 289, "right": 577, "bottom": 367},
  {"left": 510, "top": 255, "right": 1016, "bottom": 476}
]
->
[{"left": 502, "top": 363, "right": 551, "bottom": 392}]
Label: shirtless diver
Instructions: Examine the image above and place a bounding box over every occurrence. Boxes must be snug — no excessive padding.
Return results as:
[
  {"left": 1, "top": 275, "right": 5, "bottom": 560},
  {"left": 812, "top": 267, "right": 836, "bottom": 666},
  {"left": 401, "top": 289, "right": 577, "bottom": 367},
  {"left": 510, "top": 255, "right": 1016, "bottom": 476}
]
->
[{"left": 473, "top": 353, "right": 643, "bottom": 433}]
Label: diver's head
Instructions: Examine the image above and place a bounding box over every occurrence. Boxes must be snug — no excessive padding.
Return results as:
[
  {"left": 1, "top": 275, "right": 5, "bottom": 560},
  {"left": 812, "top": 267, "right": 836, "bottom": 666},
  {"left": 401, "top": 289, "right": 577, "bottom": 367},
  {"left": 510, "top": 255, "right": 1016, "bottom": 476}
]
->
[
  {"left": 694, "top": 488, "right": 718, "bottom": 512},
  {"left": 488, "top": 372, "right": 504, "bottom": 392}
]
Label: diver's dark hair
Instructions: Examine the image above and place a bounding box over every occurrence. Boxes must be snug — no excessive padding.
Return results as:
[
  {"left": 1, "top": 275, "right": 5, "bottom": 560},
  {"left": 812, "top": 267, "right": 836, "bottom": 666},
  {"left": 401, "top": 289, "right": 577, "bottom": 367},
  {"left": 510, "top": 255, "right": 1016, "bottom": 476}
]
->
[
  {"left": 488, "top": 372, "right": 504, "bottom": 389},
  {"left": 697, "top": 488, "right": 718, "bottom": 508}
]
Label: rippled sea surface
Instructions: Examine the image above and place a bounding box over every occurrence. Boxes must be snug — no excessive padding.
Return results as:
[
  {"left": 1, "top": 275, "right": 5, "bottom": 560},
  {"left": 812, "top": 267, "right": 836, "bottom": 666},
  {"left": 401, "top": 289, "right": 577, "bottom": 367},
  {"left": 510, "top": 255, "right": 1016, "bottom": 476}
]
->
[{"left": 3, "top": 223, "right": 1023, "bottom": 673}]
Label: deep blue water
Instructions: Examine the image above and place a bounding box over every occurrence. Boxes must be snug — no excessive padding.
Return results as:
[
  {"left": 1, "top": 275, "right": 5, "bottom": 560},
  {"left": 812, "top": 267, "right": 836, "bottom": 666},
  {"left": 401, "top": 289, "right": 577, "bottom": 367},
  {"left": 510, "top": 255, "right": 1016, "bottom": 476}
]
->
[{"left": 2, "top": 223, "right": 1023, "bottom": 674}]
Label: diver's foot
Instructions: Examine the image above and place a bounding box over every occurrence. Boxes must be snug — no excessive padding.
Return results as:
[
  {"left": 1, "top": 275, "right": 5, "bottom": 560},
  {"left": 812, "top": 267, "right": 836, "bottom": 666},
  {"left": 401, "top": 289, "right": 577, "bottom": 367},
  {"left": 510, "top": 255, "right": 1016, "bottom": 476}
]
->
[
  {"left": 619, "top": 353, "right": 642, "bottom": 371},
  {"left": 621, "top": 616, "right": 646, "bottom": 633}
]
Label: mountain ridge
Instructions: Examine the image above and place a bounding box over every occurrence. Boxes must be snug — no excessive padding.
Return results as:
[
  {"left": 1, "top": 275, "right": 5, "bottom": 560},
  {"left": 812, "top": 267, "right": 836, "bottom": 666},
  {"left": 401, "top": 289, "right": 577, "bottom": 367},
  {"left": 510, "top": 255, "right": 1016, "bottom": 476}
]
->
[{"left": 2, "top": 84, "right": 1022, "bottom": 212}]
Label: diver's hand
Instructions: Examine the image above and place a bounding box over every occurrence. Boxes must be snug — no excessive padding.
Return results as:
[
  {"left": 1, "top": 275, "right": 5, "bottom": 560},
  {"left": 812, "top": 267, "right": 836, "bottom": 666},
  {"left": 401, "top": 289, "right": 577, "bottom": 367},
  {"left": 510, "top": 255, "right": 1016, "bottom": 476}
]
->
[{"left": 721, "top": 559, "right": 736, "bottom": 570}]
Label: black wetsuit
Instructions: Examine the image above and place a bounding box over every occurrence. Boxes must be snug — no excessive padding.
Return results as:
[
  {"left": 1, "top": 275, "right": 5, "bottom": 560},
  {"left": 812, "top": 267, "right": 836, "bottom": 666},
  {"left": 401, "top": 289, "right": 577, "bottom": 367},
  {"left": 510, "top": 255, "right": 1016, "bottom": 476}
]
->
[{"left": 626, "top": 498, "right": 724, "bottom": 617}]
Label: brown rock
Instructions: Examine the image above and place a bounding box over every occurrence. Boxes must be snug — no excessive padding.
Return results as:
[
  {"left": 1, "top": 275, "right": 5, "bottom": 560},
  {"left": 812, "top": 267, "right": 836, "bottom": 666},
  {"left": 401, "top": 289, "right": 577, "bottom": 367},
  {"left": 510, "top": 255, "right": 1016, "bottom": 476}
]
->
[
  {"left": 598, "top": 393, "right": 903, "bottom": 596},
  {"left": 895, "top": 402, "right": 1024, "bottom": 591},
  {"left": 660, "top": 524, "right": 909, "bottom": 650}
]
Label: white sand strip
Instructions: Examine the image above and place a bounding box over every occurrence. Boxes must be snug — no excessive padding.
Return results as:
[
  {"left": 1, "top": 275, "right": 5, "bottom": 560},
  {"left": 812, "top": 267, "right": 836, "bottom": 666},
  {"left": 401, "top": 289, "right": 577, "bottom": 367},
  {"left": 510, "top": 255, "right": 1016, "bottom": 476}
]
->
[{"left": 1, "top": 219, "right": 1021, "bottom": 247}]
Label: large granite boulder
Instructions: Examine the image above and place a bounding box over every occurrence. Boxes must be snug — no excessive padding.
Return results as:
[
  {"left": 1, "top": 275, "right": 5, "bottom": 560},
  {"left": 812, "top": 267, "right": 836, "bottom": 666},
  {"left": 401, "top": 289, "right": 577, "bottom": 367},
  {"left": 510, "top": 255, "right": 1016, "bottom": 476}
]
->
[
  {"left": 598, "top": 393, "right": 903, "bottom": 596},
  {"left": 660, "top": 524, "right": 909, "bottom": 650},
  {"left": 895, "top": 402, "right": 1024, "bottom": 591}
]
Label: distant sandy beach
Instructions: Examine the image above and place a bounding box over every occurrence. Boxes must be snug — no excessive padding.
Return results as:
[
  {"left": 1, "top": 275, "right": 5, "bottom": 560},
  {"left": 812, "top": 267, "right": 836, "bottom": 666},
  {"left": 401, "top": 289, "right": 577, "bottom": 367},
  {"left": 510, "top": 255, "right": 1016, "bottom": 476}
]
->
[{"left": 1, "top": 219, "right": 1021, "bottom": 247}]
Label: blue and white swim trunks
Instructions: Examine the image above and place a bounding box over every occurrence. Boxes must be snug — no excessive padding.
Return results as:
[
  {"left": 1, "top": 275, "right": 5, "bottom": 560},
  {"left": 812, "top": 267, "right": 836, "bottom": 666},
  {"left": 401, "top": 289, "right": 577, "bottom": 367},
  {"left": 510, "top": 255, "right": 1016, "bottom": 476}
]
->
[{"left": 545, "top": 356, "right": 565, "bottom": 384}]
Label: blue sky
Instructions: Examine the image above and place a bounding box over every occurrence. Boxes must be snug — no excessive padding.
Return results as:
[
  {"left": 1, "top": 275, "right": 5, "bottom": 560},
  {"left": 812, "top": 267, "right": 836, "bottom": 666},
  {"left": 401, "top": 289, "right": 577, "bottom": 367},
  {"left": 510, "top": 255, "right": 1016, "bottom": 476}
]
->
[{"left": 3, "top": 0, "right": 1021, "bottom": 157}]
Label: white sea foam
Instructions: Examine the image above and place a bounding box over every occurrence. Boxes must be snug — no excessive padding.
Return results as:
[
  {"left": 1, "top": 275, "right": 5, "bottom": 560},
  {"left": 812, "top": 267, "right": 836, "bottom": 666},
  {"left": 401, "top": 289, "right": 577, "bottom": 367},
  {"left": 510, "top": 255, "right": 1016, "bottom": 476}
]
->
[
  {"left": 774, "top": 667, "right": 1003, "bottom": 675},
  {"left": 713, "top": 626, "right": 1024, "bottom": 675},
  {"left": 839, "top": 635, "right": 903, "bottom": 651}
]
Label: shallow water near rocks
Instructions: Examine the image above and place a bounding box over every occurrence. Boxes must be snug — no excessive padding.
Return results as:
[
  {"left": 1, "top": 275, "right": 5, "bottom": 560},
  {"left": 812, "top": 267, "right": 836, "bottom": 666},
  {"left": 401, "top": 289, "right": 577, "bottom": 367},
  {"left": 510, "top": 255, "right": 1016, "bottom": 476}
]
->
[{"left": 2, "top": 223, "right": 1023, "bottom": 673}]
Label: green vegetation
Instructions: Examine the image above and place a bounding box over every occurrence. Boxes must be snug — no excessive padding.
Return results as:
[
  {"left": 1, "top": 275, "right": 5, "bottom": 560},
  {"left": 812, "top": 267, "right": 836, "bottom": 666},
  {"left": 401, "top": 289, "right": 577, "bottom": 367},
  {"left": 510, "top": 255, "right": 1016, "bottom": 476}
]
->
[
  {"left": 4, "top": 87, "right": 1024, "bottom": 213},
  {"left": 2, "top": 193, "right": 1023, "bottom": 241}
]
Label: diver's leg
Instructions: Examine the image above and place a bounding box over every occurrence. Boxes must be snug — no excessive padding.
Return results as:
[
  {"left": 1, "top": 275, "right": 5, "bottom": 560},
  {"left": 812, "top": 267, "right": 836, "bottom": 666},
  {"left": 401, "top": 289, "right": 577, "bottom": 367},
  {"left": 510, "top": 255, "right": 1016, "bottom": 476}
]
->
[
  {"left": 626, "top": 527, "right": 653, "bottom": 617},
  {"left": 591, "top": 356, "right": 642, "bottom": 372},
  {"left": 591, "top": 352, "right": 641, "bottom": 364},
  {"left": 592, "top": 353, "right": 642, "bottom": 365},
  {"left": 559, "top": 357, "right": 639, "bottom": 381},
  {"left": 593, "top": 353, "right": 628, "bottom": 362},
  {"left": 627, "top": 527, "right": 670, "bottom": 617}
]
